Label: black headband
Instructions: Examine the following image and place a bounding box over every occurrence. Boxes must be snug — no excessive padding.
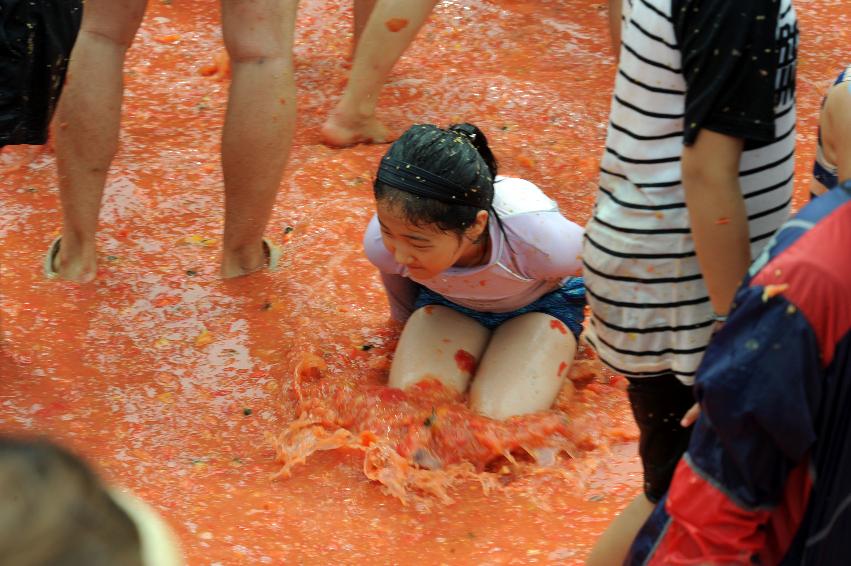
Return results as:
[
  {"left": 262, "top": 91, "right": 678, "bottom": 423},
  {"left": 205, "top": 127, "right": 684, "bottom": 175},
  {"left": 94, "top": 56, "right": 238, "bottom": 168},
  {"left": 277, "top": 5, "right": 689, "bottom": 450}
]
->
[{"left": 376, "top": 156, "right": 490, "bottom": 208}]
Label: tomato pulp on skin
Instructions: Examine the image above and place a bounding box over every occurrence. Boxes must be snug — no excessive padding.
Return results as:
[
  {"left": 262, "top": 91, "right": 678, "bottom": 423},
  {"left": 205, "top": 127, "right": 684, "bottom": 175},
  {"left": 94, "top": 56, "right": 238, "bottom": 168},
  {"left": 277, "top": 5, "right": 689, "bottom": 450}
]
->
[{"left": 0, "top": 0, "right": 839, "bottom": 564}]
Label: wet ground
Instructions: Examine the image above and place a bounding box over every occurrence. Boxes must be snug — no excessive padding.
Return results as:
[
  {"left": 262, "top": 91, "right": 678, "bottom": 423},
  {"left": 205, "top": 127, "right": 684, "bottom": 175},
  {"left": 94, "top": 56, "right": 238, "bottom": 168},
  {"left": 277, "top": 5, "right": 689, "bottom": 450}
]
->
[{"left": 1, "top": 1, "right": 848, "bottom": 564}]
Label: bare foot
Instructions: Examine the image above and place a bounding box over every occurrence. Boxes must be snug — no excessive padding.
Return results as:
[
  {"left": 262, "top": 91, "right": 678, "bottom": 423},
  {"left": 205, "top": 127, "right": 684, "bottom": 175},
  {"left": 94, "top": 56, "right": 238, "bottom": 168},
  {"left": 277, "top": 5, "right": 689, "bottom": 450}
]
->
[
  {"left": 53, "top": 239, "right": 98, "bottom": 284},
  {"left": 320, "top": 111, "right": 393, "bottom": 148},
  {"left": 220, "top": 240, "right": 268, "bottom": 279}
]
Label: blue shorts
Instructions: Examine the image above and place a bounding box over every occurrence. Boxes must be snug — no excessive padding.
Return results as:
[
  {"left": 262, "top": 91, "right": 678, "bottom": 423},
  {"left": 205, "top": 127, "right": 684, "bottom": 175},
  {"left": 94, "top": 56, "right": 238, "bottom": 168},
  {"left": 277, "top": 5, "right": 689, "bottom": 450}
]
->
[{"left": 413, "top": 277, "right": 586, "bottom": 339}]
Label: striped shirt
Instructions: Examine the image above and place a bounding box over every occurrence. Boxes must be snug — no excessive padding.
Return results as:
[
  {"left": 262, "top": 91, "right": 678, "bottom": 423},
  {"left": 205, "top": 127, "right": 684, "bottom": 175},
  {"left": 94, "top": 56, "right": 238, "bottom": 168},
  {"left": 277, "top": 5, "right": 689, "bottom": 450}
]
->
[{"left": 583, "top": 0, "right": 798, "bottom": 383}]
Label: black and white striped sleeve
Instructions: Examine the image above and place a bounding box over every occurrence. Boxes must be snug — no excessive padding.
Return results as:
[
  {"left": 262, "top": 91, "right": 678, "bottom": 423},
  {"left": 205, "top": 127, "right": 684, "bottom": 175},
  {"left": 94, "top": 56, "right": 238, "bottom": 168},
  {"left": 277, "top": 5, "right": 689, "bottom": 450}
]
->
[{"left": 674, "top": 0, "right": 779, "bottom": 145}]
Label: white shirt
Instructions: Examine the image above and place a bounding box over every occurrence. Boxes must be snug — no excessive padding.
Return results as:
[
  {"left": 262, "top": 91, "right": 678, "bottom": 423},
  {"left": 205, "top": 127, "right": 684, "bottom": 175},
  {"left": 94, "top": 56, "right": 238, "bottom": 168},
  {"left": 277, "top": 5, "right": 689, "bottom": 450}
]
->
[{"left": 365, "top": 176, "right": 584, "bottom": 320}]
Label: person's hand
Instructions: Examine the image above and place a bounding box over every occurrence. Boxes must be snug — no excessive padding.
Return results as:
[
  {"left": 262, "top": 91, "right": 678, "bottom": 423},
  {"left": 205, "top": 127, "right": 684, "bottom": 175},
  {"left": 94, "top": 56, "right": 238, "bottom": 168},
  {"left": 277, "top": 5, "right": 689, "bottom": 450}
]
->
[{"left": 681, "top": 403, "right": 700, "bottom": 427}]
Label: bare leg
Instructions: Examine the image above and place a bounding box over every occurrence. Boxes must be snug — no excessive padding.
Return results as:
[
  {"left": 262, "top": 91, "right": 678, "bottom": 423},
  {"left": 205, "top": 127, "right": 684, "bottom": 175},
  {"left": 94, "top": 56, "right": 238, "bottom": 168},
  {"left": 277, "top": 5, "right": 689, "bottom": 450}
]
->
[
  {"left": 53, "top": 0, "right": 147, "bottom": 283},
  {"left": 352, "top": 0, "right": 377, "bottom": 50},
  {"left": 321, "top": 0, "right": 436, "bottom": 148},
  {"left": 388, "top": 306, "right": 490, "bottom": 394},
  {"left": 470, "top": 313, "right": 576, "bottom": 420},
  {"left": 585, "top": 493, "right": 655, "bottom": 566},
  {"left": 219, "top": 0, "right": 298, "bottom": 278}
]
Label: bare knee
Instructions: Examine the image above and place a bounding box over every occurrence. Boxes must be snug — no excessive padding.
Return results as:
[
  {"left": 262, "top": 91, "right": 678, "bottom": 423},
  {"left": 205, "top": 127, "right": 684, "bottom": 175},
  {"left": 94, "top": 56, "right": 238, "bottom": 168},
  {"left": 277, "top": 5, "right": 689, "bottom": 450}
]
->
[
  {"left": 224, "top": 41, "right": 288, "bottom": 65},
  {"left": 79, "top": 1, "right": 146, "bottom": 48},
  {"left": 221, "top": 0, "right": 297, "bottom": 63}
]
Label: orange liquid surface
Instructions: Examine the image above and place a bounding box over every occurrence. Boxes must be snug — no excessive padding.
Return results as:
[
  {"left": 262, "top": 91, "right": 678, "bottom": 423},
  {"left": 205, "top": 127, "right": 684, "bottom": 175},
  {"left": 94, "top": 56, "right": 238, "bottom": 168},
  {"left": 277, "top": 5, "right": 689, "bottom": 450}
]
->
[{"left": 1, "top": 1, "right": 848, "bottom": 564}]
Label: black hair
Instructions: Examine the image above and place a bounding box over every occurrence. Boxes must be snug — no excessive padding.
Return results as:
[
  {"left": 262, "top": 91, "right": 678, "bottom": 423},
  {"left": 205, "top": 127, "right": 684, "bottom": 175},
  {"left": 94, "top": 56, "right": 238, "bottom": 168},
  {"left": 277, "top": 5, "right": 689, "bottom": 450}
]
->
[
  {"left": 448, "top": 122, "right": 498, "bottom": 178},
  {"left": 374, "top": 123, "right": 501, "bottom": 237}
]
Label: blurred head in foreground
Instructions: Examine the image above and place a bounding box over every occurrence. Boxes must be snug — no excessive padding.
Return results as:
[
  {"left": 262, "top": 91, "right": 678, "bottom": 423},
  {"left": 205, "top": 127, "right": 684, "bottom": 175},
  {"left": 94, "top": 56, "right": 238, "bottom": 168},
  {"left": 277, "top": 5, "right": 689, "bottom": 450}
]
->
[{"left": 0, "top": 437, "right": 183, "bottom": 566}]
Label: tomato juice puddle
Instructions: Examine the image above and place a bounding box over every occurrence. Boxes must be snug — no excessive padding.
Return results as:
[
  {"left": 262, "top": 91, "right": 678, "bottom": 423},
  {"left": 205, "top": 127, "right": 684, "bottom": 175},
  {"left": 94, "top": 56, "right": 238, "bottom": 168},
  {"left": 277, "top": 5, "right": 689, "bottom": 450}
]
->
[
  {"left": 273, "top": 335, "right": 637, "bottom": 507},
  {"left": 0, "top": 0, "right": 844, "bottom": 563}
]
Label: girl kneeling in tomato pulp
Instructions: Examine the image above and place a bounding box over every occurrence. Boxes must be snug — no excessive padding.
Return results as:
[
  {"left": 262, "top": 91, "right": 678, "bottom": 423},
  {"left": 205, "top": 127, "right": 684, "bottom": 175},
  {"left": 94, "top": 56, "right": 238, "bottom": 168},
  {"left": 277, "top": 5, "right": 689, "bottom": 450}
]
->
[{"left": 364, "top": 123, "right": 586, "bottom": 420}]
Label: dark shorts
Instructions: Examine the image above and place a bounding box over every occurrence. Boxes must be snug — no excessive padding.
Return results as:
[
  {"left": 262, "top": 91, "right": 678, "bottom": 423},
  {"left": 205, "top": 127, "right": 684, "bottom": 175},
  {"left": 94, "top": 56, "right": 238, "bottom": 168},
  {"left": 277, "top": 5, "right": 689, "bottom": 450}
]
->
[
  {"left": 413, "top": 277, "right": 586, "bottom": 339},
  {"left": 626, "top": 373, "right": 695, "bottom": 503},
  {"left": 0, "top": 0, "right": 82, "bottom": 147}
]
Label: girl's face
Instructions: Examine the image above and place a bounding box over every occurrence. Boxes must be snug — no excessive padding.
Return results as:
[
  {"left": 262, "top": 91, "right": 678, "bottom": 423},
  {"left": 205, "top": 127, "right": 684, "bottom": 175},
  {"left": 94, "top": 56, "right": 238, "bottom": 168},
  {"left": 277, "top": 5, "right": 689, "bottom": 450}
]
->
[{"left": 376, "top": 200, "right": 489, "bottom": 279}]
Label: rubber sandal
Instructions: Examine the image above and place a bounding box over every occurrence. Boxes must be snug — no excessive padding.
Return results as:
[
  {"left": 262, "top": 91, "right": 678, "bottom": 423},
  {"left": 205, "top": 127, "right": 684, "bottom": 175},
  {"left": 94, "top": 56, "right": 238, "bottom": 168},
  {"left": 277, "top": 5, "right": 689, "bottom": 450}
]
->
[
  {"left": 43, "top": 237, "right": 61, "bottom": 279},
  {"left": 263, "top": 237, "right": 281, "bottom": 271}
]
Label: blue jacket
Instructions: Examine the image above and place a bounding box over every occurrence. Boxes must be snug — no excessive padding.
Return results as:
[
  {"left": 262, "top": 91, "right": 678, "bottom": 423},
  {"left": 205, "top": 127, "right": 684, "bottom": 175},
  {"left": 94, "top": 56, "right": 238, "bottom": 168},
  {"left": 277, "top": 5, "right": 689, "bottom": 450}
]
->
[{"left": 627, "top": 181, "right": 851, "bottom": 565}]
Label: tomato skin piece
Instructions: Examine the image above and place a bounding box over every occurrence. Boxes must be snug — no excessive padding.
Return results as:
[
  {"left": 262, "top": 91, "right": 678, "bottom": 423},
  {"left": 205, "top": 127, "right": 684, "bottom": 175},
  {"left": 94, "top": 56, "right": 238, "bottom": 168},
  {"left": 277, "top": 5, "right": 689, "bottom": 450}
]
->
[
  {"left": 454, "top": 349, "right": 477, "bottom": 374},
  {"left": 385, "top": 18, "right": 409, "bottom": 32}
]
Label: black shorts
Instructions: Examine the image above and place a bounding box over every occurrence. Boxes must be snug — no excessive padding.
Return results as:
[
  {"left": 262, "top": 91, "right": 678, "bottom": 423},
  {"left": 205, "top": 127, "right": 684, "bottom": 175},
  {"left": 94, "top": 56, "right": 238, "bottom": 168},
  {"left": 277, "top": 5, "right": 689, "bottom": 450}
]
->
[
  {"left": 0, "top": 0, "right": 82, "bottom": 147},
  {"left": 626, "top": 374, "right": 695, "bottom": 503}
]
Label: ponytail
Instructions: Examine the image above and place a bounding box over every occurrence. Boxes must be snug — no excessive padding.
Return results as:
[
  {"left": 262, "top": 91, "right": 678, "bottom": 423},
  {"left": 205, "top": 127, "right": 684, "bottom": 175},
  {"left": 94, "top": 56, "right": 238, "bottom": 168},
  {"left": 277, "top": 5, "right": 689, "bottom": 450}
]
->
[{"left": 448, "top": 123, "right": 498, "bottom": 179}]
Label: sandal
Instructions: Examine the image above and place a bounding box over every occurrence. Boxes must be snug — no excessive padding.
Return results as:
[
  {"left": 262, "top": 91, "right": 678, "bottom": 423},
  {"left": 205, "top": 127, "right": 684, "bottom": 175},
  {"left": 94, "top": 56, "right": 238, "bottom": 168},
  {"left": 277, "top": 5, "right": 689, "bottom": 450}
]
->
[
  {"left": 263, "top": 237, "right": 281, "bottom": 271},
  {"left": 43, "top": 237, "right": 61, "bottom": 279}
]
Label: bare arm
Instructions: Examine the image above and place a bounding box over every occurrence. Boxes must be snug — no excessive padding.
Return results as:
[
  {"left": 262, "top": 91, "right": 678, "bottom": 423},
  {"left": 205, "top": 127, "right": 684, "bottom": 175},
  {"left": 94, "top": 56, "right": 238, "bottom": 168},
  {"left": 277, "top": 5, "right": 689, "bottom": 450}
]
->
[
  {"left": 810, "top": 176, "right": 830, "bottom": 198},
  {"left": 811, "top": 94, "right": 831, "bottom": 196},
  {"left": 682, "top": 129, "right": 748, "bottom": 316},
  {"left": 823, "top": 82, "right": 851, "bottom": 187},
  {"left": 608, "top": 0, "right": 622, "bottom": 60},
  {"left": 380, "top": 272, "right": 419, "bottom": 322}
]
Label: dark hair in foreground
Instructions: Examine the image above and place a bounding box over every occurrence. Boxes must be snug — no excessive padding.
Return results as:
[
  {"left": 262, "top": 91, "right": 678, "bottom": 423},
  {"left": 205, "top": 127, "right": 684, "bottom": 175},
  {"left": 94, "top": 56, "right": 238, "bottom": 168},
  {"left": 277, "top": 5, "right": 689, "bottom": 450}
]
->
[
  {"left": 0, "top": 437, "right": 143, "bottom": 566},
  {"left": 374, "top": 123, "right": 500, "bottom": 236}
]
